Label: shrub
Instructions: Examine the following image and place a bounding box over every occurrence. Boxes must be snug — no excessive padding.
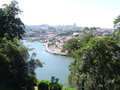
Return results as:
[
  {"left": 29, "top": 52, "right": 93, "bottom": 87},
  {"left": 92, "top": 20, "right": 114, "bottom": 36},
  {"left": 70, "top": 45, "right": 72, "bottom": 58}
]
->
[{"left": 38, "top": 80, "right": 62, "bottom": 90}]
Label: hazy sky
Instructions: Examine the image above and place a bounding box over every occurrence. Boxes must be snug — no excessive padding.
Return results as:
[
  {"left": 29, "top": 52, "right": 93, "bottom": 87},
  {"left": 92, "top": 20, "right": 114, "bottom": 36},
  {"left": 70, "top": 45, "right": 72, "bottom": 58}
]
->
[{"left": 0, "top": 0, "right": 120, "bottom": 28}]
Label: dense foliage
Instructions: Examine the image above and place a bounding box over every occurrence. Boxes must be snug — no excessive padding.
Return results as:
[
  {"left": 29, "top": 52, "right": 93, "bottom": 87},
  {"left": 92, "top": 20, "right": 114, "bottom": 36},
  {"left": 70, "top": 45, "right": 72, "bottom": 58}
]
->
[
  {"left": 0, "top": 1, "right": 42, "bottom": 90},
  {"left": 63, "top": 34, "right": 93, "bottom": 57},
  {"left": 114, "top": 15, "right": 120, "bottom": 41},
  {"left": 64, "top": 35, "right": 120, "bottom": 90},
  {"left": 38, "top": 76, "right": 62, "bottom": 90},
  {"left": 63, "top": 38, "right": 79, "bottom": 56},
  {"left": 61, "top": 15, "right": 120, "bottom": 90},
  {"left": 0, "top": 0, "right": 25, "bottom": 40}
]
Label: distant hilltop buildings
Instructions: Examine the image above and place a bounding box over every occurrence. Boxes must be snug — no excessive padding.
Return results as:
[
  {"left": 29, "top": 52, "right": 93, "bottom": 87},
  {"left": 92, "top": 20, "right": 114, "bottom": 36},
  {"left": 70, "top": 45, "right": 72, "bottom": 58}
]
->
[
  {"left": 23, "top": 24, "right": 114, "bottom": 42},
  {"left": 23, "top": 24, "right": 114, "bottom": 54},
  {"left": 25, "top": 24, "right": 113, "bottom": 32}
]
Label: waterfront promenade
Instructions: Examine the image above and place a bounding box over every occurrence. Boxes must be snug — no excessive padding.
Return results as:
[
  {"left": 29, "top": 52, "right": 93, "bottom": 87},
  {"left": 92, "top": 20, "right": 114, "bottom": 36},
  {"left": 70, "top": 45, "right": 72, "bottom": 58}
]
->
[{"left": 44, "top": 43, "right": 66, "bottom": 56}]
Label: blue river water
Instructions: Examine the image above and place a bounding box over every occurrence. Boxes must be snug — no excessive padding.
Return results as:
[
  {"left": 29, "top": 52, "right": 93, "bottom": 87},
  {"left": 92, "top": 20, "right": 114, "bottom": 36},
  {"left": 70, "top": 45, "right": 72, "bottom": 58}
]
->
[{"left": 23, "top": 41, "right": 74, "bottom": 83}]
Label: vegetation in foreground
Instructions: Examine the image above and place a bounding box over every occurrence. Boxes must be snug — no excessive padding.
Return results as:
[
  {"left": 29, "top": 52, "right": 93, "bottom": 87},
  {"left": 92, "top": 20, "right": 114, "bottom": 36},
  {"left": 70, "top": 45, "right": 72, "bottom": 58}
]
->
[
  {"left": 35, "top": 79, "right": 75, "bottom": 90},
  {"left": 1, "top": 0, "right": 120, "bottom": 90},
  {"left": 63, "top": 16, "right": 120, "bottom": 90},
  {"left": 0, "top": 1, "right": 74, "bottom": 90},
  {"left": 0, "top": 1, "right": 42, "bottom": 90}
]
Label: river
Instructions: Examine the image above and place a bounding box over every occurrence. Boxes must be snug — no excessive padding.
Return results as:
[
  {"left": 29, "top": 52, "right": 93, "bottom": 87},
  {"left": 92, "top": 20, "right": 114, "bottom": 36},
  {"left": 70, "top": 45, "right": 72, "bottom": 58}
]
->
[{"left": 23, "top": 41, "right": 74, "bottom": 83}]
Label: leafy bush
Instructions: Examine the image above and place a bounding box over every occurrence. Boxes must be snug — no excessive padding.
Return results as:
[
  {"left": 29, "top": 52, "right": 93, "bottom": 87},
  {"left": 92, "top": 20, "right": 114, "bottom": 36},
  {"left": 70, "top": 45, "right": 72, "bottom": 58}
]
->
[
  {"left": 38, "top": 80, "right": 62, "bottom": 90},
  {"left": 38, "top": 80, "right": 50, "bottom": 90}
]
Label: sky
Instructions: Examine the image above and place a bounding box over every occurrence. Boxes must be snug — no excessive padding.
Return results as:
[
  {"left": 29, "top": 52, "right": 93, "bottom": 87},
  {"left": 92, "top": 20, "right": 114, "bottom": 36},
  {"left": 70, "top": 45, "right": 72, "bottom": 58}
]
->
[{"left": 0, "top": 0, "right": 120, "bottom": 28}]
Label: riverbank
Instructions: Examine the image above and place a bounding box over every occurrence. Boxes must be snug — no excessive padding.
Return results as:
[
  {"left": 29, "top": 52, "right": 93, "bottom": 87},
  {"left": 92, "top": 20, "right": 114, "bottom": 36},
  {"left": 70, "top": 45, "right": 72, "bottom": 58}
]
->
[
  {"left": 24, "top": 41, "right": 73, "bottom": 83},
  {"left": 23, "top": 39, "right": 67, "bottom": 56},
  {"left": 44, "top": 43, "right": 66, "bottom": 56}
]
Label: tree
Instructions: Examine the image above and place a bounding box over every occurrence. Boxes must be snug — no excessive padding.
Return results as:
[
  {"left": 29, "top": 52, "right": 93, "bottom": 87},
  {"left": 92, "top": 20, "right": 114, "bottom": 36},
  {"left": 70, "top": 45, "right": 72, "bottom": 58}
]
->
[
  {"left": 27, "top": 52, "right": 43, "bottom": 75},
  {"left": 0, "top": 1, "right": 43, "bottom": 90},
  {"left": 0, "top": 0, "right": 25, "bottom": 40},
  {"left": 113, "top": 15, "right": 120, "bottom": 43},
  {"left": 68, "top": 36, "right": 120, "bottom": 90},
  {"left": 63, "top": 38, "right": 79, "bottom": 56},
  {"left": 90, "top": 27, "right": 96, "bottom": 31},
  {"left": 114, "top": 15, "right": 120, "bottom": 25},
  {"left": 0, "top": 38, "right": 43, "bottom": 89},
  {"left": 63, "top": 34, "right": 93, "bottom": 57},
  {"left": 84, "top": 27, "right": 89, "bottom": 30},
  {"left": 38, "top": 77, "right": 62, "bottom": 90}
]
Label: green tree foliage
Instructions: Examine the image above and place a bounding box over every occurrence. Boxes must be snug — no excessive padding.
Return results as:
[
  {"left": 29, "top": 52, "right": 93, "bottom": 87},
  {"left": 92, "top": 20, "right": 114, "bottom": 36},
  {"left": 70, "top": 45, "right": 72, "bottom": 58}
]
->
[
  {"left": 38, "top": 80, "right": 50, "bottom": 90},
  {"left": 63, "top": 38, "right": 79, "bottom": 56},
  {"left": 58, "top": 31, "right": 75, "bottom": 36},
  {"left": 113, "top": 15, "right": 120, "bottom": 42},
  {"left": 114, "top": 15, "right": 120, "bottom": 25},
  {"left": 0, "top": 38, "right": 42, "bottom": 89},
  {"left": 83, "top": 27, "right": 96, "bottom": 36},
  {"left": 90, "top": 27, "right": 96, "bottom": 31},
  {"left": 0, "top": 1, "right": 43, "bottom": 90},
  {"left": 84, "top": 27, "right": 89, "bottom": 30},
  {"left": 38, "top": 77, "right": 62, "bottom": 90},
  {"left": 0, "top": 0, "right": 25, "bottom": 40},
  {"left": 68, "top": 36, "right": 120, "bottom": 90},
  {"left": 63, "top": 35, "right": 93, "bottom": 57},
  {"left": 28, "top": 52, "right": 43, "bottom": 75}
]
